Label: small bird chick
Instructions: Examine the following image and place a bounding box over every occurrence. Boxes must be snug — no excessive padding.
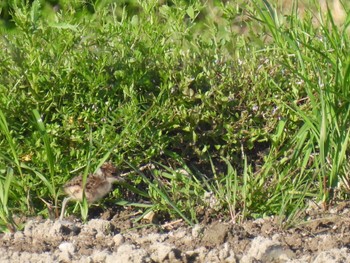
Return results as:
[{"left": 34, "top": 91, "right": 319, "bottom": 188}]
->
[
  {"left": 63, "top": 162, "right": 121, "bottom": 203},
  {"left": 60, "top": 162, "right": 122, "bottom": 220}
]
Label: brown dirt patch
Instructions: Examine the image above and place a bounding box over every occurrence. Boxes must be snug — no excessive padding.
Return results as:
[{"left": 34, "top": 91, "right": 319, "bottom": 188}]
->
[{"left": 1, "top": 201, "right": 350, "bottom": 262}]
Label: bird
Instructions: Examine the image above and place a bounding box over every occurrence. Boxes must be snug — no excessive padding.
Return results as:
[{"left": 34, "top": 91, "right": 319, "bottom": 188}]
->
[{"left": 59, "top": 162, "right": 123, "bottom": 220}]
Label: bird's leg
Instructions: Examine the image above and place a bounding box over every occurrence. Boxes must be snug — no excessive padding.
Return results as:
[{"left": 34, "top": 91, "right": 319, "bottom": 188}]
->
[{"left": 59, "top": 197, "right": 72, "bottom": 221}]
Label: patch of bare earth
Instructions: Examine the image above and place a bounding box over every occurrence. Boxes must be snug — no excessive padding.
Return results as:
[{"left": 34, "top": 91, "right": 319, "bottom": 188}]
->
[{"left": 1, "top": 202, "right": 350, "bottom": 263}]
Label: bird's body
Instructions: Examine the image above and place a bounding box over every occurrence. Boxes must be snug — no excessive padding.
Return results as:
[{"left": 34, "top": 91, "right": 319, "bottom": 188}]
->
[{"left": 63, "top": 162, "right": 121, "bottom": 203}]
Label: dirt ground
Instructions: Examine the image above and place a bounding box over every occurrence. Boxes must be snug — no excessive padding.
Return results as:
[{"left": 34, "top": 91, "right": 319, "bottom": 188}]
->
[{"left": 1, "top": 201, "right": 350, "bottom": 263}]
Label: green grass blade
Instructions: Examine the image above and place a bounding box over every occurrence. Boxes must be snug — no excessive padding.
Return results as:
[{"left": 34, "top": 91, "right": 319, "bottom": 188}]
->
[
  {"left": 124, "top": 161, "right": 194, "bottom": 226},
  {"left": 0, "top": 110, "right": 21, "bottom": 172}
]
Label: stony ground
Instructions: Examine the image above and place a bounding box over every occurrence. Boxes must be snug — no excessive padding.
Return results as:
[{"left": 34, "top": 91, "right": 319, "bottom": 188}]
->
[{"left": 1, "top": 201, "right": 350, "bottom": 263}]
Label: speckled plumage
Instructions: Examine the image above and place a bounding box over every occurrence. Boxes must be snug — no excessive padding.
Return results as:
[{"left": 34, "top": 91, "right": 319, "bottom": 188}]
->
[{"left": 63, "top": 162, "right": 121, "bottom": 203}]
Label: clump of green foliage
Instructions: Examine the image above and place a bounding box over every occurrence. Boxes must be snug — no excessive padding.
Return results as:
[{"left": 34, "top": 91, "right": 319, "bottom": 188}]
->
[{"left": 0, "top": 0, "right": 349, "bottom": 231}]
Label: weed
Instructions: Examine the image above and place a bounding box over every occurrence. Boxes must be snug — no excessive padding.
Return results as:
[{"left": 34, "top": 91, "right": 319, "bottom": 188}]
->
[{"left": 0, "top": 0, "right": 349, "bottom": 231}]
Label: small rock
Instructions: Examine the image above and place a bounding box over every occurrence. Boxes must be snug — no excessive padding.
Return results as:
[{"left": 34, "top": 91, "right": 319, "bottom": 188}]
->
[
  {"left": 113, "top": 234, "right": 125, "bottom": 247},
  {"left": 192, "top": 224, "right": 204, "bottom": 238},
  {"left": 110, "top": 244, "right": 150, "bottom": 263},
  {"left": 59, "top": 242, "right": 76, "bottom": 254},
  {"left": 253, "top": 218, "right": 266, "bottom": 224},
  {"left": 13, "top": 231, "right": 24, "bottom": 241},
  {"left": 219, "top": 242, "right": 236, "bottom": 262},
  {"left": 49, "top": 221, "right": 70, "bottom": 241},
  {"left": 168, "top": 249, "right": 183, "bottom": 263},
  {"left": 312, "top": 248, "right": 350, "bottom": 263},
  {"left": 150, "top": 242, "right": 181, "bottom": 262},
  {"left": 207, "top": 248, "right": 223, "bottom": 262},
  {"left": 202, "top": 221, "right": 230, "bottom": 246},
  {"left": 171, "top": 229, "right": 187, "bottom": 239},
  {"left": 193, "top": 247, "right": 209, "bottom": 262},
  {"left": 241, "top": 236, "right": 294, "bottom": 263},
  {"left": 91, "top": 250, "right": 109, "bottom": 262},
  {"left": 59, "top": 241, "right": 76, "bottom": 261}
]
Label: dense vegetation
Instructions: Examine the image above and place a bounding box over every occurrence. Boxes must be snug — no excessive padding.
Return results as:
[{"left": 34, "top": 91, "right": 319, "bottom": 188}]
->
[{"left": 0, "top": 0, "right": 349, "bottom": 232}]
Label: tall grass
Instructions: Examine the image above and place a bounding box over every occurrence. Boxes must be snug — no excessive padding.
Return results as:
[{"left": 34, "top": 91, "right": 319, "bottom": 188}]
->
[
  {"left": 252, "top": 0, "right": 350, "bottom": 206},
  {"left": 0, "top": 168, "right": 16, "bottom": 232},
  {"left": 0, "top": 0, "right": 349, "bottom": 231}
]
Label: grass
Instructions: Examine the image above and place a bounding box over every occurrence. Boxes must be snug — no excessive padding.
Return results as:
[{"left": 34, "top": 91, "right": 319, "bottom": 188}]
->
[{"left": 0, "top": 0, "right": 349, "bottom": 231}]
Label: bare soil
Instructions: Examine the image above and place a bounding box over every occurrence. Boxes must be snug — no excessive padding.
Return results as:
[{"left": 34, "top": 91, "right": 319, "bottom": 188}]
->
[{"left": 1, "top": 201, "right": 350, "bottom": 262}]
